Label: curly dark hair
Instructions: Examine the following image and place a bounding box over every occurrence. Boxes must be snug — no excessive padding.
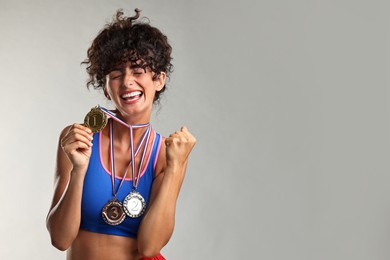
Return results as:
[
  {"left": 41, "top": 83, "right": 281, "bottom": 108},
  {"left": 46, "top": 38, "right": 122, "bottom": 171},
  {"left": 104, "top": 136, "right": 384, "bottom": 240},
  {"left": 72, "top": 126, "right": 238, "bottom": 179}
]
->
[{"left": 82, "top": 8, "right": 173, "bottom": 103}]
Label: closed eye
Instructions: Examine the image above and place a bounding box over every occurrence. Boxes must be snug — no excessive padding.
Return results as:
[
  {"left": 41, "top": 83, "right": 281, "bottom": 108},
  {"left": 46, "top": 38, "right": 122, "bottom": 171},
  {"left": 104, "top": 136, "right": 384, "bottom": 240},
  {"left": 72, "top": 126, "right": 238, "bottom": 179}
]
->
[
  {"left": 132, "top": 69, "right": 144, "bottom": 75},
  {"left": 130, "top": 64, "right": 146, "bottom": 75},
  {"left": 108, "top": 71, "right": 123, "bottom": 80}
]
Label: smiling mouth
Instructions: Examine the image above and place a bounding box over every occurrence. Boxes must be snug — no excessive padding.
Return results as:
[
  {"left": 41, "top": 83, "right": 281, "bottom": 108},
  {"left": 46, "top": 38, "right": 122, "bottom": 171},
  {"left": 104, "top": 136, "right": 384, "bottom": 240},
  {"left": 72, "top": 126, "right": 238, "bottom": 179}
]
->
[{"left": 121, "top": 91, "right": 143, "bottom": 101}]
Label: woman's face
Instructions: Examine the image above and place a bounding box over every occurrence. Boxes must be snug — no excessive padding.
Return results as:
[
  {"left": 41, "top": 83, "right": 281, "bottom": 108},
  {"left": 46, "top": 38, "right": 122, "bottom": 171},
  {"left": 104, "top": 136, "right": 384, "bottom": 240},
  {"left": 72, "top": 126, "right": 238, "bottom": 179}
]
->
[{"left": 105, "top": 61, "right": 166, "bottom": 123}]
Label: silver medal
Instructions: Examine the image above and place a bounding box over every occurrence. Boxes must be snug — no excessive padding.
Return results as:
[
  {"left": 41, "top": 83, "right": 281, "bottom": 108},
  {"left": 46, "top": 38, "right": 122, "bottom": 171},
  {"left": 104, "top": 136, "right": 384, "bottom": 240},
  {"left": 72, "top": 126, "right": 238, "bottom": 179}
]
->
[{"left": 123, "top": 191, "right": 146, "bottom": 218}]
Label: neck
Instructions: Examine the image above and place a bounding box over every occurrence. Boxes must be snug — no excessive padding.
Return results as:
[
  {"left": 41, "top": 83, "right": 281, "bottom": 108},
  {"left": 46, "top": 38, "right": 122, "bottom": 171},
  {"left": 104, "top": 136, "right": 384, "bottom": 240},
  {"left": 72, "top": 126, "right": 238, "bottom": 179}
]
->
[
  {"left": 112, "top": 120, "right": 149, "bottom": 141},
  {"left": 99, "top": 106, "right": 151, "bottom": 142},
  {"left": 99, "top": 105, "right": 151, "bottom": 126},
  {"left": 115, "top": 107, "right": 152, "bottom": 126}
]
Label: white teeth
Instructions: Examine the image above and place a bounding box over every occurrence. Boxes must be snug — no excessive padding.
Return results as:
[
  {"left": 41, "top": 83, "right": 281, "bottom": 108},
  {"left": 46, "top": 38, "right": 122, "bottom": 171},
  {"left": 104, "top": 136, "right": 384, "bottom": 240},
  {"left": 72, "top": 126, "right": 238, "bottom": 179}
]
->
[{"left": 122, "top": 91, "right": 142, "bottom": 98}]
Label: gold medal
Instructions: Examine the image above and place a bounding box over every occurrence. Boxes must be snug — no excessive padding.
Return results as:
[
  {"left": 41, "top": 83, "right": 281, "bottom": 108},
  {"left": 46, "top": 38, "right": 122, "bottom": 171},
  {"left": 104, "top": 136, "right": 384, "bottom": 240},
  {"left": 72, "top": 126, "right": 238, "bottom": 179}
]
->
[
  {"left": 84, "top": 106, "right": 108, "bottom": 133},
  {"left": 102, "top": 198, "right": 126, "bottom": 225}
]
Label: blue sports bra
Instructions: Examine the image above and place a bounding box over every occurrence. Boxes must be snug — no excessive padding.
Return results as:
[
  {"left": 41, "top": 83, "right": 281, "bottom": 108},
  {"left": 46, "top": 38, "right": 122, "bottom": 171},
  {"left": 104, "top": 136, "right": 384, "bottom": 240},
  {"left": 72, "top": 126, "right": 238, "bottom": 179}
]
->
[{"left": 80, "top": 129, "right": 162, "bottom": 238}]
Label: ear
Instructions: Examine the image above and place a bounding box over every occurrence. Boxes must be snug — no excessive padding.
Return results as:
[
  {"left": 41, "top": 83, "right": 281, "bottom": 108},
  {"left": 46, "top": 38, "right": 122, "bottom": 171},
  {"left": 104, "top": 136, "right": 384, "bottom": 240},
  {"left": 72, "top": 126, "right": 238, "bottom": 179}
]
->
[
  {"left": 103, "top": 88, "right": 111, "bottom": 100},
  {"left": 154, "top": 72, "right": 166, "bottom": 91}
]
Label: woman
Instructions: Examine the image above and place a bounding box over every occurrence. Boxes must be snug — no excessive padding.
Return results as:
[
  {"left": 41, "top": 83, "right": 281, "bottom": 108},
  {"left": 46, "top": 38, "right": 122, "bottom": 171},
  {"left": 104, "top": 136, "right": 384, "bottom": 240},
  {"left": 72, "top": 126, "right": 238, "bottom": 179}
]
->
[{"left": 46, "top": 9, "right": 196, "bottom": 260}]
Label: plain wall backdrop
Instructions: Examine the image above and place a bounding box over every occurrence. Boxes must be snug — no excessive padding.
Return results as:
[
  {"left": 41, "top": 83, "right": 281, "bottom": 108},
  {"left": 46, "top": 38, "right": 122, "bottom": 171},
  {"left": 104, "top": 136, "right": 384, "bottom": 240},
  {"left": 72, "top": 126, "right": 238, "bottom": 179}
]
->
[{"left": 1, "top": 0, "right": 390, "bottom": 259}]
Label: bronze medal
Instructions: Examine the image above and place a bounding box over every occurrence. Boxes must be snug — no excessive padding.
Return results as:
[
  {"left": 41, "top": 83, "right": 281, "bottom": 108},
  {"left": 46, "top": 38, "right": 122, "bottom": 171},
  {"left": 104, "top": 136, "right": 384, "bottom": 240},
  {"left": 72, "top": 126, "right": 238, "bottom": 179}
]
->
[
  {"left": 101, "top": 198, "right": 126, "bottom": 225},
  {"left": 84, "top": 106, "right": 108, "bottom": 133},
  {"left": 123, "top": 191, "right": 146, "bottom": 218}
]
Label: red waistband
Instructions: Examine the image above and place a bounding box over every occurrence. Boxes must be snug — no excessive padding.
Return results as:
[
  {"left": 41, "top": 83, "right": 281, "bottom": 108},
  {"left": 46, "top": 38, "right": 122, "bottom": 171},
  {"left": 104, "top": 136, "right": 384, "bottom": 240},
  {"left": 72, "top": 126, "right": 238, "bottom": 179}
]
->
[{"left": 139, "top": 253, "right": 166, "bottom": 260}]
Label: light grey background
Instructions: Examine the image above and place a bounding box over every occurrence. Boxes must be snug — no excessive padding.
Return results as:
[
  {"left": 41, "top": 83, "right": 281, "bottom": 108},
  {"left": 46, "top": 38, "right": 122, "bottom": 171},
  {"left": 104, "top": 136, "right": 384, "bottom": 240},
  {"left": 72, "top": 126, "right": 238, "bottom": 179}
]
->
[{"left": 1, "top": 0, "right": 389, "bottom": 259}]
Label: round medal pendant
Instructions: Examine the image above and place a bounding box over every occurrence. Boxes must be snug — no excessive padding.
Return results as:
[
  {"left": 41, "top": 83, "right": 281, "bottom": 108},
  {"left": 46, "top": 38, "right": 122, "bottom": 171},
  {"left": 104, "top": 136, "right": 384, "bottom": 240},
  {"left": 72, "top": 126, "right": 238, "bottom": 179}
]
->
[
  {"left": 123, "top": 191, "right": 146, "bottom": 218},
  {"left": 102, "top": 199, "right": 126, "bottom": 225},
  {"left": 84, "top": 107, "right": 108, "bottom": 133}
]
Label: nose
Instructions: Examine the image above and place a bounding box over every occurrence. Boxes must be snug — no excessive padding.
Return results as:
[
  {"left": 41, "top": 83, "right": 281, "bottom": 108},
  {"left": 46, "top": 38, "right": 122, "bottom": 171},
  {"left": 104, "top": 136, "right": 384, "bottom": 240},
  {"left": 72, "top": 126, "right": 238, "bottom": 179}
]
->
[{"left": 123, "top": 68, "right": 135, "bottom": 88}]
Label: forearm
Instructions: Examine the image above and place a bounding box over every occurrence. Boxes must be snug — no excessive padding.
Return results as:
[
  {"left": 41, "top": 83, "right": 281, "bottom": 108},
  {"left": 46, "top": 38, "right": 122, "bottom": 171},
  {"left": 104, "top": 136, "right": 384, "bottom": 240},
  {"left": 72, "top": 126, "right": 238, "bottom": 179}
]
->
[
  {"left": 46, "top": 170, "right": 85, "bottom": 250},
  {"left": 137, "top": 162, "right": 187, "bottom": 256}
]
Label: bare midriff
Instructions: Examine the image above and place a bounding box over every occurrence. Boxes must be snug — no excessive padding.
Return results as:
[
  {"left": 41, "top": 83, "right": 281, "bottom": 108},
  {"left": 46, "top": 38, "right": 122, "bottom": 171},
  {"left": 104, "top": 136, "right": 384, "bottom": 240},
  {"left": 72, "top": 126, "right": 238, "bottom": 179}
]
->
[{"left": 67, "top": 230, "right": 140, "bottom": 260}]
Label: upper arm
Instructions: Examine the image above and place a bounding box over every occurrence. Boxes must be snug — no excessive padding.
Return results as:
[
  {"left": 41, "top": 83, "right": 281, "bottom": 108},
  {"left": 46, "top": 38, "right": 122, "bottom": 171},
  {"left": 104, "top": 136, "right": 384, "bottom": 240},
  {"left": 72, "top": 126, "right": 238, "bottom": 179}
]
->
[{"left": 47, "top": 126, "right": 73, "bottom": 217}]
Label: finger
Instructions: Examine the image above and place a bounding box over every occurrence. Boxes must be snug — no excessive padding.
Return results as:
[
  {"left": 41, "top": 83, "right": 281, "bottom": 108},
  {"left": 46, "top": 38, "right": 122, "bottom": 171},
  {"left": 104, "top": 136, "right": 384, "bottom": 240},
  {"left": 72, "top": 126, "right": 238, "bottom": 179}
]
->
[
  {"left": 168, "top": 132, "right": 180, "bottom": 138},
  {"left": 64, "top": 124, "right": 92, "bottom": 144},
  {"left": 81, "top": 124, "right": 93, "bottom": 134},
  {"left": 70, "top": 132, "right": 93, "bottom": 146},
  {"left": 180, "top": 126, "right": 193, "bottom": 139},
  {"left": 165, "top": 136, "right": 176, "bottom": 146},
  {"left": 180, "top": 126, "right": 196, "bottom": 143},
  {"left": 63, "top": 140, "right": 92, "bottom": 154},
  {"left": 69, "top": 128, "right": 94, "bottom": 141},
  {"left": 61, "top": 133, "right": 93, "bottom": 149},
  {"left": 70, "top": 124, "right": 93, "bottom": 136},
  {"left": 167, "top": 135, "right": 185, "bottom": 146},
  {"left": 70, "top": 123, "right": 93, "bottom": 134},
  {"left": 181, "top": 126, "right": 194, "bottom": 139},
  {"left": 166, "top": 135, "right": 174, "bottom": 144},
  {"left": 167, "top": 126, "right": 195, "bottom": 143}
]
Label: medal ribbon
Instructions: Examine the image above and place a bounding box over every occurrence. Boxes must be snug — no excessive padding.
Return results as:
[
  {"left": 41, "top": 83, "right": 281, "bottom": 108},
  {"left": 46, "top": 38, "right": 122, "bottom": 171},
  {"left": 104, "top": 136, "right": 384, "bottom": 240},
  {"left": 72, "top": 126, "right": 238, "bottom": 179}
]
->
[
  {"left": 99, "top": 105, "right": 151, "bottom": 192},
  {"left": 99, "top": 105, "right": 149, "bottom": 129},
  {"left": 109, "top": 120, "right": 150, "bottom": 197},
  {"left": 129, "top": 123, "right": 152, "bottom": 189}
]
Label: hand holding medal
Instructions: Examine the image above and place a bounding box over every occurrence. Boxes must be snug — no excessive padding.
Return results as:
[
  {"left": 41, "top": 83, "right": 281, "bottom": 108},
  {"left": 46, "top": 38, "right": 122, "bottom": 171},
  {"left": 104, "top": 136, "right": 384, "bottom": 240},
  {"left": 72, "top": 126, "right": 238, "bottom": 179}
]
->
[
  {"left": 60, "top": 123, "right": 94, "bottom": 170},
  {"left": 60, "top": 106, "right": 107, "bottom": 170}
]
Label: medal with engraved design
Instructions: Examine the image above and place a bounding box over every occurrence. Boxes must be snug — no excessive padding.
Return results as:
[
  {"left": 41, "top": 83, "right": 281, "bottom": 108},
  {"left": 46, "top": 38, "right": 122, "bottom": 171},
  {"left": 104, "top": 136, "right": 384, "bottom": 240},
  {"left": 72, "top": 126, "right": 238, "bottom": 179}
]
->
[
  {"left": 84, "top": 106, "right": 108, "bottom": 133},
  {"left": 123, "top": 190, "right": 146, "bottom": 218},
  {"left": 102, "top": 198, "right": 126, "bottom": 225}
]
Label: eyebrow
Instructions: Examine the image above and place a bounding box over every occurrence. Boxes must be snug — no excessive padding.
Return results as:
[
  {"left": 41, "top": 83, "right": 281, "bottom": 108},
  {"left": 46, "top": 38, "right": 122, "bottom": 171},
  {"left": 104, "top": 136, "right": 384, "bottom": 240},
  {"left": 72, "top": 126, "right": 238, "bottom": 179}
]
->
[
  {"left": 129, "top": 63, "right": 145, "bottom": 69},
  {"left": 110, "top": 67, "right": 123, "bottom": 72},
  {"left": 130, "top": 64, "right": 147, "bottom": 73},
  {"left": 109, "top": 62, "right": 147, "bottom": 73}
]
